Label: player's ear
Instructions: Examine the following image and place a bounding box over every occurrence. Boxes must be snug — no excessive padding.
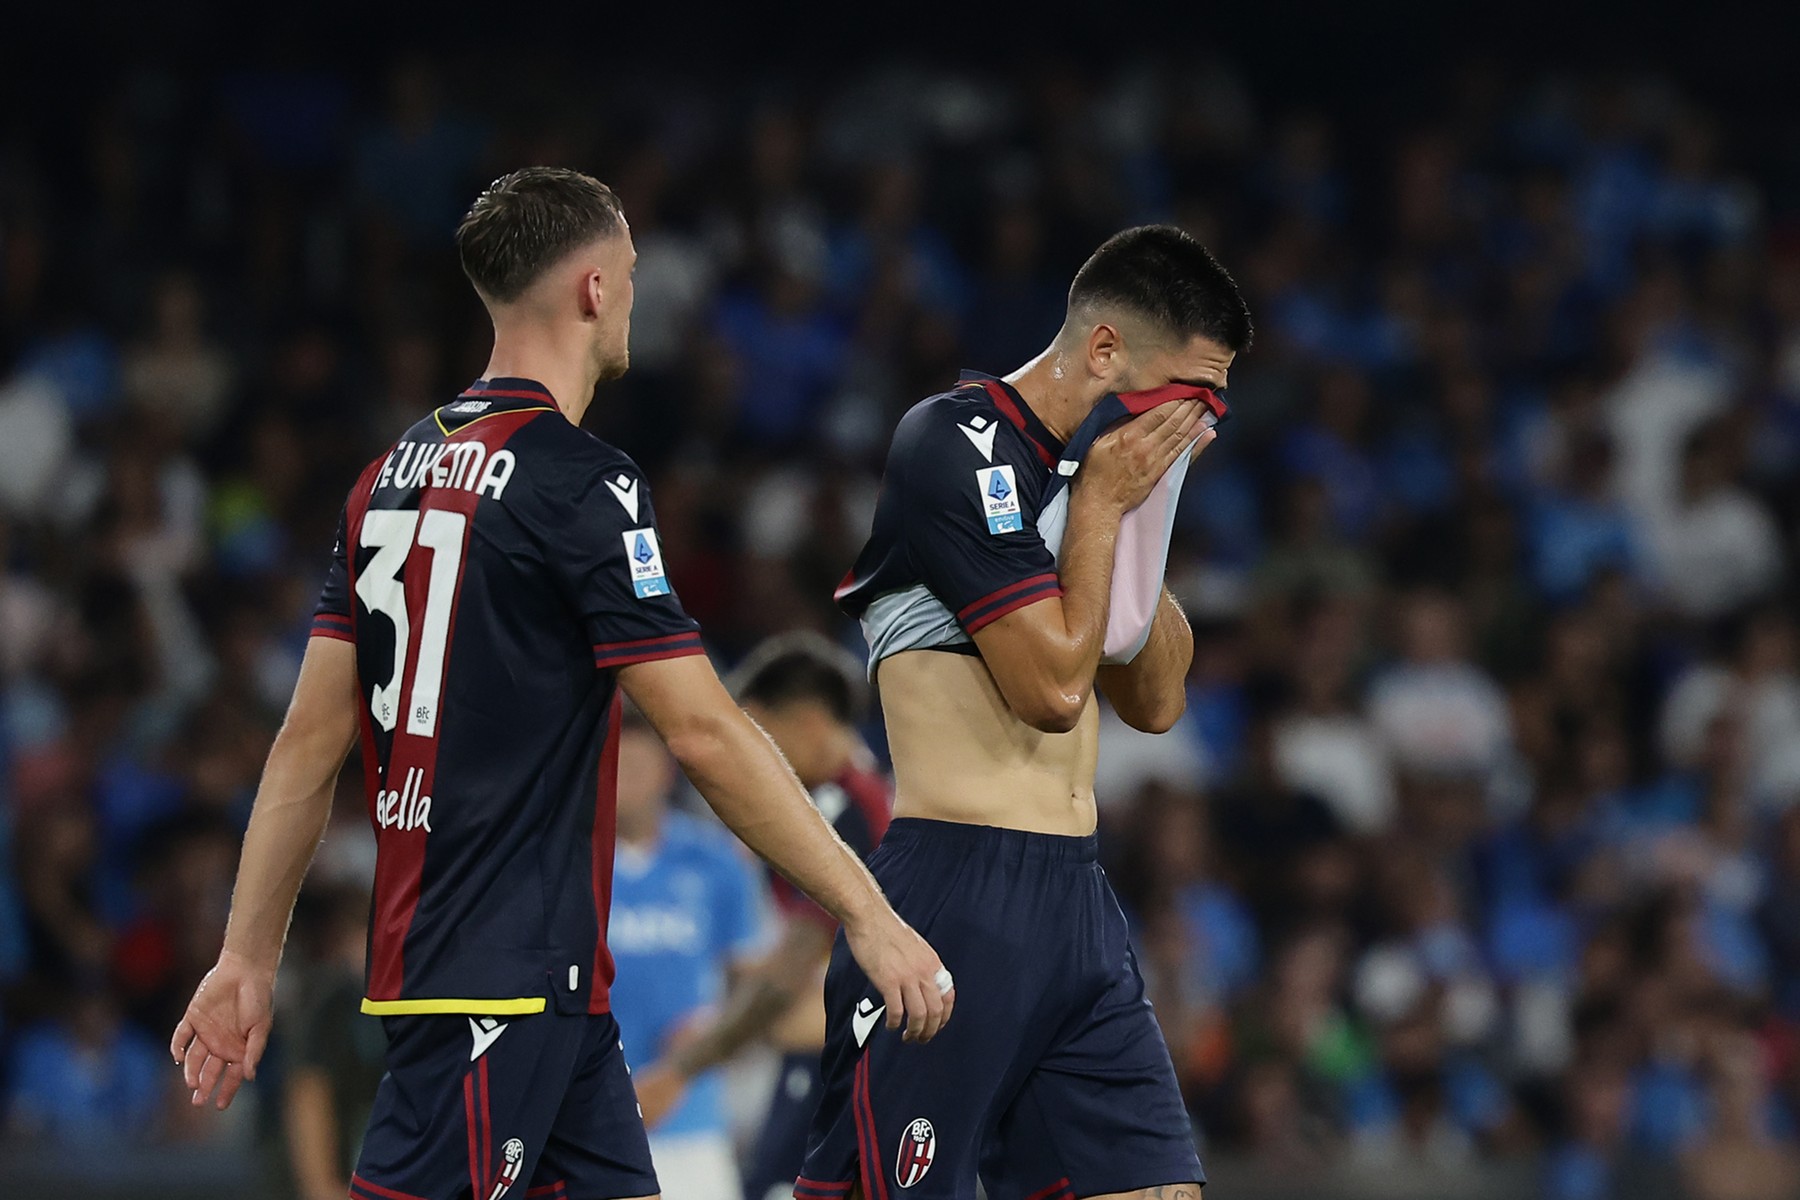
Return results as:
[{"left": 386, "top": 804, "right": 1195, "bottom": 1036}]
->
[
  {"left": 1085, "top": 320, "right": 1124, "bottom": 384},
  {"left": 578, "top": 267, "right": 605, "bottom": 321}
]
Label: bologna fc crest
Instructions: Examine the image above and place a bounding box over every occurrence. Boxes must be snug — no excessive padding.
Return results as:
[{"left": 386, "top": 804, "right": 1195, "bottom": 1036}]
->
[
  {"left": 486, "top": 1138, "right": 525, "bottom": 1200},
  {"left": 896, "top": 1117, "right": 936, "bottom": 1188}
]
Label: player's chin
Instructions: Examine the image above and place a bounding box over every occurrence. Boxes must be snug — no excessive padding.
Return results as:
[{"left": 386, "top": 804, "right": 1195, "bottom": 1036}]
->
[{"left": 597, "top": 348, "right": 630, "bottom": 383}]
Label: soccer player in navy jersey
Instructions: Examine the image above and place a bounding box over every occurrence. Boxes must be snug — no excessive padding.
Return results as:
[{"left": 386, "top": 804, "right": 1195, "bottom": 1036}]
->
[
  {"left": 168, "top": 168, "right": 951, "bottom": 1200},
  {"left": 804, "top": 227, "right": 1251, "bottom": 1200}
]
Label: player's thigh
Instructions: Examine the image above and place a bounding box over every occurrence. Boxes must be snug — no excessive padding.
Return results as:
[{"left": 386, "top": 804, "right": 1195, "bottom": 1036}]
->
[
  {"left": 531, "top": 1013, "right": 662, "bottom": 1200},
  {"left": 354, "top": 1010, "right": 583, "bottom": 1200},
  {"left": 807, "top": 928, "right": 1037, "bottom": 1199},
  {"left": 984, "top": 963, "right": 1204, "bottom": 1200},
  {"left": 1079, "top": 1186, "right": 1203, "bottom": 1200}
]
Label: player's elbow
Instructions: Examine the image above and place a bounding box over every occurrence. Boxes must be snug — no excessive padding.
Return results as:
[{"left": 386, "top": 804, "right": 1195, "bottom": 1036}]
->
[
  {"left": 660, "top": 713, "right": 735, "bottom": 779},
  {"left": 1117, "top": 688, "right": 1186, "bottom": 735},
  {"left": 1013, "top": 688, "right": 1086, "bottom": 735}
]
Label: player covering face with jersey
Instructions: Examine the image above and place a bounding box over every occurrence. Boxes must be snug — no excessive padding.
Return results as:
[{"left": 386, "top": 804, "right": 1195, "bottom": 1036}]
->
[
  {"left": 814, "top": 225, "right": 1250, "bottom": 1200},
  {"left": 169, "top": 167, "right": 952, "bottom": 1200}
]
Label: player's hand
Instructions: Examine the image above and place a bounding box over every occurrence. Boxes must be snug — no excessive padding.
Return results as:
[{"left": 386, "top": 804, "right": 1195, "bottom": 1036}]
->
[
  {"left": 632, "top": 1061, "right": 688, "bottom": 1128},
  {"left": 1079, "top": 400, "right": 1211, "bottom": 514},
  {"left": 169, "top": 949, "right": 276, "bottom": 1112},
  {"left": 843, "top": 909, "right": 954, "bottom": 1044}
]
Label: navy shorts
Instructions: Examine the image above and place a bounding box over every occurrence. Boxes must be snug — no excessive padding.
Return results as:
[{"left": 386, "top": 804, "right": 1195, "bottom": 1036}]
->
[
  {"left": 797, "top": 819, "right": 1204, "bottom": 1200},
  {"left": 743, "top": 1051, "right": 826, "bottom": 1200},
  {"left": 352, "top": 1010, "right": 658, "bottom": 1200}
]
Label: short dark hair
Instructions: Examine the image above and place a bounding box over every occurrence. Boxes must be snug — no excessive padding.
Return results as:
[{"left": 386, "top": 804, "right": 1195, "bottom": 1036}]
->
[
  {"left": 1067, "top": 225, "right": 1253, "bottom": 351},
  {"left": 729, "top": 632, "right": 868, "bottom": 725},
  {"left": 455, "top": 168, "right": 625, "bottom": 303}
]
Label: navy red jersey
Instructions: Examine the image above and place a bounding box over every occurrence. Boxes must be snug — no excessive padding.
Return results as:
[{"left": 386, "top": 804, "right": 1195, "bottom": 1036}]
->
[
  {"left": 835, "top": 372, "right": 1067, "bottom": 669},
  {"left": 768, "top": 764, "right": 891, "bottom": 928},
  {"left": 312, "top": 377, "right": 703, "bottom": 1018}
]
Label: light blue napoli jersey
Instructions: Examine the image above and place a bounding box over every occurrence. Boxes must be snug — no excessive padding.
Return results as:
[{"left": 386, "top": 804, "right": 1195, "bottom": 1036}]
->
[{"left": 608, "top": 811, "right": 771, "bottom": 1136}]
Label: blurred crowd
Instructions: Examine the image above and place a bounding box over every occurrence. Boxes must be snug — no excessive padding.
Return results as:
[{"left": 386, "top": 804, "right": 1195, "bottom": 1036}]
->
[{"left": 2, "top": 48, "right": 1800, "bottom": 1200}]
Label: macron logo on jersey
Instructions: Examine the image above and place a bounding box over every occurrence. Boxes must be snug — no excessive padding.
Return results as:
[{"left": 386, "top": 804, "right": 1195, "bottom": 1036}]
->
[
  {"left": 979, "top": 465, "right": 1023, "bottom": 534},
  {"left": 958, "top": 417, "right": 998, "bottom": 462},
  {"left": 852, "top": 996, "right": 886, "bottom": 1048},
  {"left": 605, "top": 474, "right": 640, "bottom": 521},
  {"left": 469, "top": 1017, "right": 508, "bottom": 1061}
]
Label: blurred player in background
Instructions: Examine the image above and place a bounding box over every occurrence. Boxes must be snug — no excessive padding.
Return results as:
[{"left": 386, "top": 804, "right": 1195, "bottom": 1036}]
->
[
  {"left": 813, "top": 226, "right": 1252, "bottom": 1200},
  {"left": 282, "top": 885, "right": 385, "bottom": 1200},
  {"left": 608, "top": 708, "right": 770, "bottom": 1200},
  {"left": 168, "top": 167, "right": 951, "bottom": 1200},
  {"left": 632, "top": 632, "right": 890, "bottom": 1200}
]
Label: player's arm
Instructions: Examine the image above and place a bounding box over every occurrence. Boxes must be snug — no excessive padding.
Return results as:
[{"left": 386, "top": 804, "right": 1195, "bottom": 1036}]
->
[
  {"left": 971, "top": 407, "right": 1212, "bottom": 732},
  {"left": 1096, "top": 589, "right": 1195, "bottom": 733},
  {"left": 633, "top": 915, "right": 834, "bottom": 1125},
  {"left": 170, "top": 636, "right": 360, "bottom": 1111},
  {"left": 620, "top": 656, "right": 953, "bottom": 1043}
]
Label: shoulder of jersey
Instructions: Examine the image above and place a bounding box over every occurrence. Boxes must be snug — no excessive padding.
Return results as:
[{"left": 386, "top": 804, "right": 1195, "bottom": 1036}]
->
[
  {"left": 899, "top": 384, "right": 1015, "bottom": 467},
  {"left": 499, "top": 409, "right": 631, "bottom": 467}
]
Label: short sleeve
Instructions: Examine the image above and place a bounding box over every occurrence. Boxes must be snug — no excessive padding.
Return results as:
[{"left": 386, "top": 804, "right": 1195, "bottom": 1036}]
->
[
  {"left": 310, "top": 505, "right": 355, "bottom": 642},
  {"left": 897, "top": 409, "right": 1062, "bottom": 633},
  {"left": 545, "top": 460, "right": 705, "bottom": 670}
]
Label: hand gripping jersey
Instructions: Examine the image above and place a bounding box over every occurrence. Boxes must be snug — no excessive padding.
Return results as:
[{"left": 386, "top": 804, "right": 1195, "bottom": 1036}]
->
[
  {"left": 836, "top": 371, "right": 1224, "bottom": 670},
  {"left": 311, "top": 378, "right": 705, "bottom": 1018},
  {"left": 1035, "top": 383, "right": 1226, "bottom": 663}
]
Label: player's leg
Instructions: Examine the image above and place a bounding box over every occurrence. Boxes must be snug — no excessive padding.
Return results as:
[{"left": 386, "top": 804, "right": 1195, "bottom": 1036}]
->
[
  {"left": 797, "top": 820, "right": 1046, "bottom": 1200},
  {"left": 981, "top": 872, "right": 1204, "bottom": 1200},
  {"left": 743, "top": 1052, "right": 824, "bottom": 1200},
  {"left": 352, "top": 1010, "right": 587, "bottom": 1200},
  {"left": 798, "top": 936, "right": 1004, "bottom": 1199},
  {"left": 529, "top": 1012, "right": 664, "bottom": 1200}
]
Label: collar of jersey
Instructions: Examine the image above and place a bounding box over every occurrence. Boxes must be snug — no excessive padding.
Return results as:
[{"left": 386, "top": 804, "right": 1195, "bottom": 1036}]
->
[
  {"left": 456, "top": 377, "right": 561, "bottom": 412},
  {"left": 956, "top": 370, "right": 1066, "bottom": 463}
]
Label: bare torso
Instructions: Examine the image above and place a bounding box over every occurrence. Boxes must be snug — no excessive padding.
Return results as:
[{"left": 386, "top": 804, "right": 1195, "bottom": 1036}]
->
[{"left": 877, "top": 648, "right": 1100, "bottom": 836}]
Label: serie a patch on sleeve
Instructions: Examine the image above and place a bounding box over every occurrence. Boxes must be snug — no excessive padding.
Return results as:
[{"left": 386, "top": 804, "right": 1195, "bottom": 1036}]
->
[
  {"left": 622, "top": 528, "right": 671, "bottom": 598},
  {"left": 978, "top": 465, "right": 1022, "bottom": 534}
]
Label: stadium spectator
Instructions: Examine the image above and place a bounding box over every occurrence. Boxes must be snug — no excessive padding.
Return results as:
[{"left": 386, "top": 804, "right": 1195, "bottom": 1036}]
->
[
  {"left": 5, "top": 984, "right": 165, "bottom": 1144},
  {"left": 1366, "top": 588, "right": 1513, "bottom": 788},
  {"left": 1680, "top": 1031, "right": 1800, "bottom": 1200},
  {"left": 1649, "top": 419, "right": 1785, "bottom": 619}
]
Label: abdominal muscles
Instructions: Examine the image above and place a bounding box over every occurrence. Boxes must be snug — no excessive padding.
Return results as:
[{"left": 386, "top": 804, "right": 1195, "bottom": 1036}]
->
[{"left": 877, "top": 649, "right": 1099, "bottom": 836}]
